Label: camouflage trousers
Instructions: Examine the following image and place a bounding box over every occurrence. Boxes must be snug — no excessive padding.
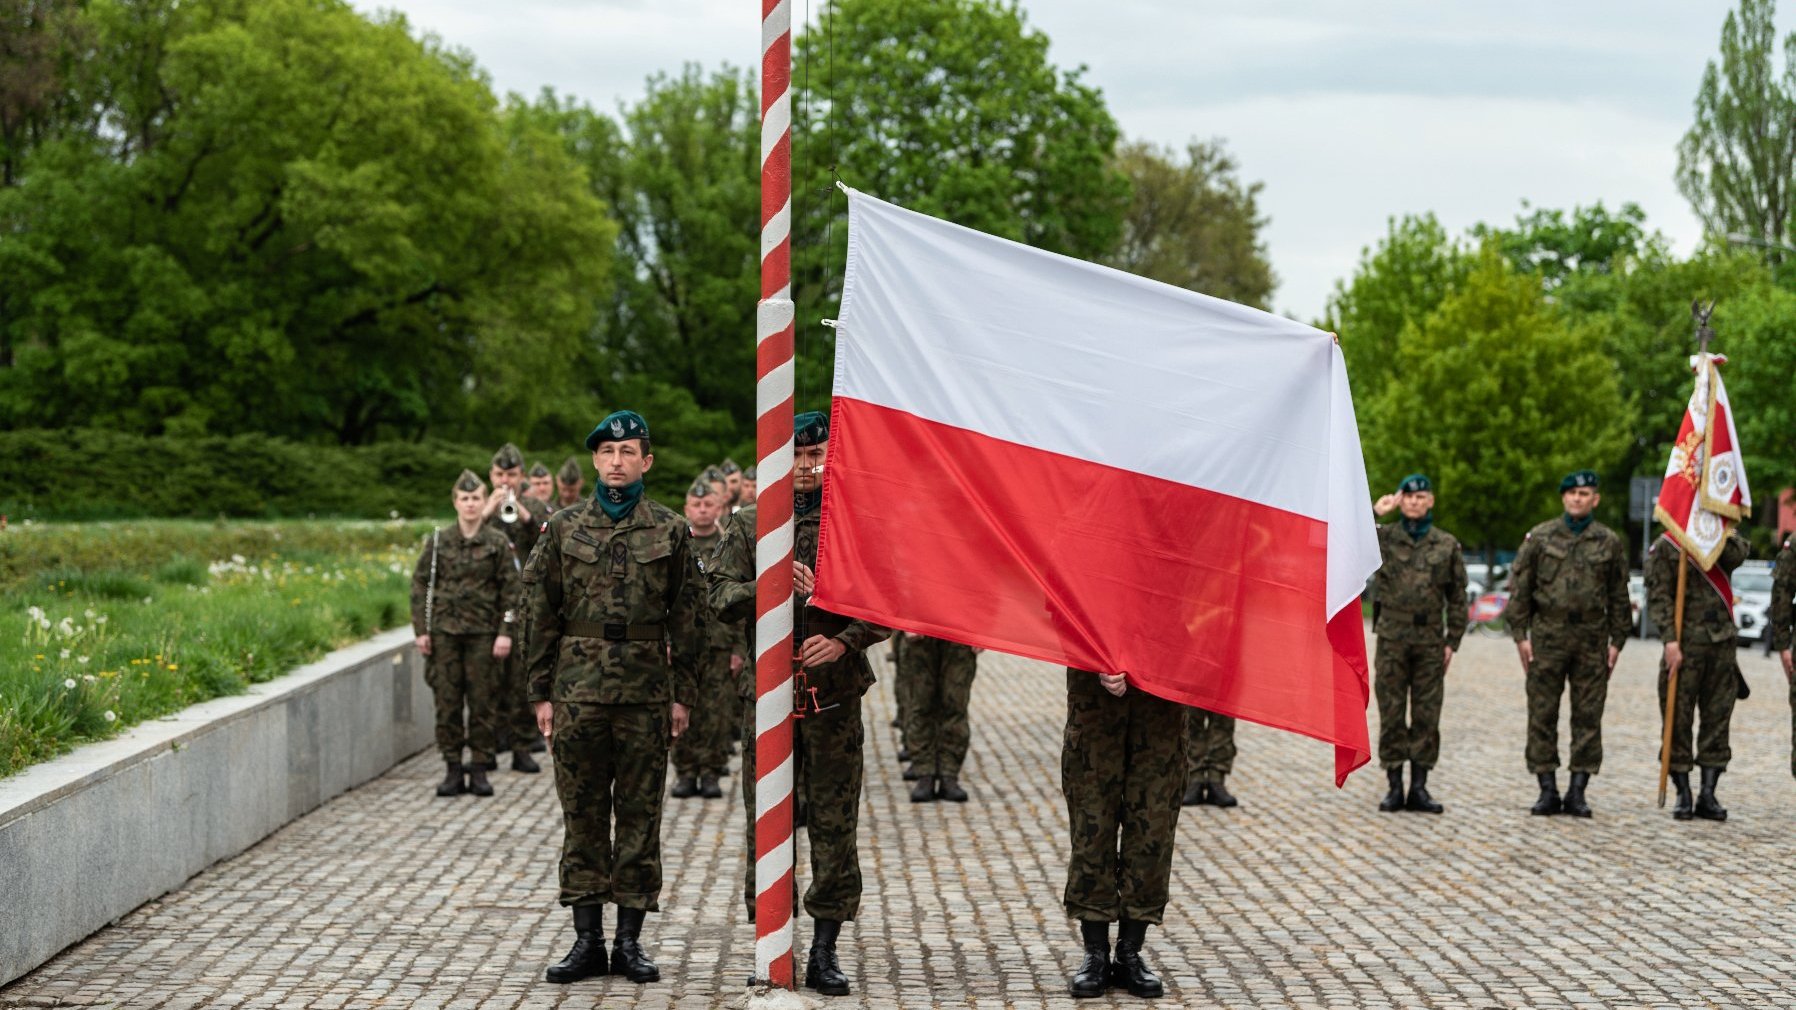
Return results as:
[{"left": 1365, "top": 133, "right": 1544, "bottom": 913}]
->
[
  {"left": 424, "top": 633, "right": 500, "bottom": 766},
  {"left": 1657, "top": 641, "right": 1739, "bottom": 773},
  {"left": 1525, "top": 629, "right": 1610, "bottom": 774},
  {"left": 496, "top": 652, "right": 536, "bottom": 753},
  {"left": 550, "top": 701, "right": 671, "bottom": 910},
  {"left": 898, "top": 637, "right": 979, "bottom": 777},
  {"left": 891, "top": 635, "right": 913, "bottom": 749},
  {"left": 738, "top": 691, "right": 864, "bottom": 921},
  {"left": 1061, "top": 669, "right": 1186, "bottom": 925},
  {"left": 1374, "top": 637, "right": 1446, "bottom": 770},
  {"left": 671, "top": 649, "right": 733, "bottom": 778},
  {"left": 1185, "top": 708, "right": 1237, "bottom": 784}
]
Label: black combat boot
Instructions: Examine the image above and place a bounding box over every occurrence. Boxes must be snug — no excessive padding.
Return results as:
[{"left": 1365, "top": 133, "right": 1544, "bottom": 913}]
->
[
  {"left": 466, "top": 764, "right": 494, "bottom": 797},
  {"left": 1407, "top": 764, "right": 1443, "bottom": 814},
  {"left": 1529, "top": 772, "right": 1561, "bottom": 816},
  {"left": 1695, "top": 766, "right": 1728, "bottom": 821},
  {"left": 611, "top": 907, "right": 660, "bottom": 983},
  {"left": 937, "top": 776, "right": 969, "bottom": 802},
  {"left": 436, "top": 762, "right": 465, "bottom": 797},
  {"left": 1069, "top": 920, "right": 1110, "bottom": 998},
  {"left": 544, "top": 905, "right": 607, "bottom": 983},
  {"left": 1180, "top": 782, "right": 1206, "bottom": 807},
  {"left": 1207, "top": 777, "right": 1238, "bottom": 808},
  {"left": 1109, "top": 919, "right": 1165, "bottom": 998},
  {"left": 698, "top": 775, "right": 723, "bottom": 799},
  {"left": 1377, "top": 767, "right": 1405, "bottom": 812},
  {"left": 1562, "top": 772, "right": 1592, "bottom": 818},
  {"left": 897, "top": 746, "right": 910, "bottom": 763},
  {"left": 909, "top": 775, "right": 936, "bottom": 803},
  {"left": 529, "top": 733, "right": 548, "bottom": 754},
  {"left": 902, "top": 763, "right": 922, "bottom": 782},
  {"left": 805, "top": 918, "right": 851, "bottom": 996},
  {"left": 511, "top": 749, "right": 541, "bottom": 774},
  {"left": 670, "top": 775, "right": 699, "bottom": 798},
  {"left": 1671, "top": 771, "right": 1695, "bottom": 820}
]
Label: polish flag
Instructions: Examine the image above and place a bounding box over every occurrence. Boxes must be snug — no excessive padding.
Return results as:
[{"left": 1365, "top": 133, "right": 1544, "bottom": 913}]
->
[
  {"left": 809, "top": 189, "right": 1381, "bottom": 784},
  {"left": 1655, "top": 352, "right": 1751, "bottom": 574}
]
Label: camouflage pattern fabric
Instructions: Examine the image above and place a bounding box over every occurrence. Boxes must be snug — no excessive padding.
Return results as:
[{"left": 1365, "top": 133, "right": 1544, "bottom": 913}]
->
[
  {"left": 897, "top": 635, "right": 978, "bottom": 777},
  {"left": 671, "top": 528, "right": 735, "bottom": 778},
  {"left": 493, "top": 494, "right": 551, "bottom": 750},
  {"left": 1374, "top": 639, "right": 1445, "bottom": 769},
  {"left": 1185, "top": 708, "right": 1237, "bottom": 784},
  {"left": 1061, "top": 669, "right": 1185, "bottom": 925},
  {"left": 409, "top": 525, "right": 518, "bottom": 766},
  {"left": 423, "top": 633, "right": 501, "bottom": 765},
  {"left": 1508, "top": 517, "right": 1631, "bottom": 775},
  {"left": 1372, "top": 521, "right": 1465, "bottom": 771},
  {"left": 550, "top": 701, "right": 671, "bottom": 909},
  {"left": 1773, "top": 541, "right": 1796, "bottom": 777},
  {"left": 1646, "top": 532, "right": 1748, "bottom": 772},
  {"left": 1645, "top": 532, "right": 1747, "bottom": 646}
]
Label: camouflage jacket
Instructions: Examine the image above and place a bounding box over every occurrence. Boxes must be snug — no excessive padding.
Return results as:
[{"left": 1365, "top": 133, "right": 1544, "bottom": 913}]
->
[
  {"left": 1506, "top": 517, "right": 1631, "bottom": 648},
  {"left": 1372, "top": 521, "right": 1468, "bottom": 648},
  {"left": 409, "top": 524, "right": 521, "bottom": 637},
  {"left": 1646, "top": 531, "right": 1748, "bottom": 645},
  {"left": 1772, "top": 539, "right": 1796, "bottom": 652},
  {"left": 687, "top": 528, "right": 739, "bottom": 656},
  {"left": 707, "top": 503, "right": 891, "bottom": 708},
  {"left": 523, "top": 497, "right": 700, "bottom": 706}
]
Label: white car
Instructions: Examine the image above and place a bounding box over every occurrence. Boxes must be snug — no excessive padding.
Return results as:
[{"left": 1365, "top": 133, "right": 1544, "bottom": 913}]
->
[
  {"left": 1733, "top": 562, "right": 1774, "bottom": 642},
  {"left": 1627, "top": 573, "right": 1645, "bottom": 636}
]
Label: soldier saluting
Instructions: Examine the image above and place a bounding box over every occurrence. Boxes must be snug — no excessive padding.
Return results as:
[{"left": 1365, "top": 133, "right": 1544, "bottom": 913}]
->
[
  {"left": 1505, "top": 470, "right": 1631, "bottom": 817},
  {"left": 525, "top": 410, "right": 700, "bottom": 985}
]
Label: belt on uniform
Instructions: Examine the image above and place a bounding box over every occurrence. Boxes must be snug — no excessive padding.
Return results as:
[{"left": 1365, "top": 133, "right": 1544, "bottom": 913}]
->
[
  {"left": 564, "top": 620, "right": 664, "bottom": 642},
  {"left": 1382, "top": 608, "right": 1440, "bottom": 627},
  {"left": 1542, "top": 611, "right": 1590, "bottom": 624}
]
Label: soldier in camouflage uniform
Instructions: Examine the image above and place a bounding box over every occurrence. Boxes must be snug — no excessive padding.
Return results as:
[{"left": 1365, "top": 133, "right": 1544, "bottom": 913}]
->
[
  {"left": 1505, "top": 470, "right": 1631, "bottom": 818},
  {"left": 485, "top": 443, "right": 551, "bottom": 771},
  {"left": 1180, "top": 709, "right": 1238, "bottom": 808},
  {"left": 1062, "top": 669, "right": 1184, "bottom": 999},
  {"left": 528, "top": 461, "right": 555, "bottom": 508},
  {"left": 717, "top": 458, "right": 743, "bottom": 507},
  {"left": 708, "top": 410, "right": 891, "bottom": 998},
  {"left": 410, "top": 471, "right": 521, "bottom": 798},
  {"left": 899, "top": 633, "right": 979, "bottom": 803},
  {"left": 555, "top": 456, "right": 586, "bottom": 510},
  {"left": 738, "top": 465, "right": 757, "bottom": 508},
  {"left": 669, "top": 478, "right": 735, "bottom": 801},
  {"left": 525, "top": 410, "right": 700, "bottom": 985},
  {"left": 1647, "top": 527, "right": 1749, "bottom": 821},
  {"left": 1769, "top": 535, "right": 1796, "bottom": 780},
  {"left": 1370, "top": 474, "right": 1467, "bottom": 814}
]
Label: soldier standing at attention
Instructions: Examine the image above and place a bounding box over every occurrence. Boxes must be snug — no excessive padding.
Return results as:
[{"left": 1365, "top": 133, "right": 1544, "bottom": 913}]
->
[
  {"left": 707, "top": 410, "right": 891, "bottom": 998},
  {"left": 484, "top": 443, "right": 549, "bottom": 770},
  {"left": 528, "top": 461, "right": 555, "bottom": 507},
  {"left": 410, "top": 471, "right": 520, "bottom": 798},
  {"left": 556, "top": 456, "right": 586, "bottom": 509},
  {"left": 1646, "top": 526, "right": 1749, "bottom": 821},
  {"left": 899, "top": 634, "right": 979, "bottom": 803},
  {"left": 1180, "top": 709, "right": 1238, "bottom": 808},
  {"left": 717, "top": 458, "right": 743, "bottom": 507},
  {"left": 1769, "top": 535, "right": 1796, "bottom": 780},
  {"left": 1370, "top": 474, "right": 1467, "bottom": 814},
  {"left": 1061, "top": 668, "right": 1184, "bottom": 999},
  {"left": 1505, "top": 470, "right": 1631, "bottom": 817},
  {"left": 737, "top": 465, "right": 757, "bottom": 508},
  {"left": 669, "top": 478, "right": 733, "bottom": 801},
  {"left": 525, "top": 410, "right": 699, "bottom": 985}
]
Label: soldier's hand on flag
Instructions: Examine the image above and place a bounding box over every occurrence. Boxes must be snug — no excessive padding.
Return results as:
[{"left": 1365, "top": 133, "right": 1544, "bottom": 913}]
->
[
  {"left": 794, "top": 560, "right": 816, "bottom": 596},
  {"left": 672, "top": 702, "right": 690, "bottom": 738},
  {"left": 1516, "top": 639, "right": 1532, "bottom": 670},
  {"left": 492, "top": 635, "right": 512, "bottom": 659},
  {"left": 1782, "top": 649, "right": 1793, "bottom": 682},
  {"left": 533, "top": 702, "right": 553, "bottom": 747},
  {"left": 1663, "top": 640, "right": 1683, "bottom": 676},
  {"left": 799, "top": 634, "right": 846, "bottom": 668},
  {"left": 415, "top": 633, "right": 432, "bottom": 657},
  {"left": 1099, "top": 672, "right": 1128, "bottom": 697}
]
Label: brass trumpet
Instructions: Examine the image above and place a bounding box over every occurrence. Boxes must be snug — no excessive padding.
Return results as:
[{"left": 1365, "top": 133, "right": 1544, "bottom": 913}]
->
[{"left": 499, "top": 486, "right": 520, "bottom": 524}]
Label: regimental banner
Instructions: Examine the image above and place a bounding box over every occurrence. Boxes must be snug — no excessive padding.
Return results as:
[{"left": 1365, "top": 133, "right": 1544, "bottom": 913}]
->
[{"left": 1654, "top": 352, "right": 1752, "bottom": 571}]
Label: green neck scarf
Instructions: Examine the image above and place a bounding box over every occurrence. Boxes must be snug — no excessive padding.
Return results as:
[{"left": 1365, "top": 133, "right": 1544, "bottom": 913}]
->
[
  {"left": 1563, "top": 512, "right": 1593, "bottom": 536},
  {"left": 595, "top": 480, "right": 644, "bottom": 521},
  {"left": 1401, "top": 514, "right": 1433, "bottom": 541},
  {"left": 794, "top": 484, "right": 823, "bottom": 516}
]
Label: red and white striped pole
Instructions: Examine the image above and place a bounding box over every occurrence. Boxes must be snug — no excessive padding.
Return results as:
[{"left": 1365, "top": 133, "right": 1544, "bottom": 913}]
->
[{"left": 755, "top": 0, "right": 797, "bottom": 989}]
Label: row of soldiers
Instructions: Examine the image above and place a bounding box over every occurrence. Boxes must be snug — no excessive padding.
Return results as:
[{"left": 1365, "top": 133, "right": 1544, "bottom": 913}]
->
[{"left": 1370, "top": 468, "right": 1784, "bottom": 822}]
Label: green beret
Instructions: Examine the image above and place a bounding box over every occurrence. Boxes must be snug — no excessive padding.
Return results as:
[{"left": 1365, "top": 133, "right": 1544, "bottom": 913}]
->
[
  {"left": 557, "top": 456, "right": 583, "bottom": 484},
  {"left": 687, "top": 478, "right": 716, "bottom": 500},
  {"left": 743, "top": 465, "right": 757, "bottom": 481},
  {"left": 718, "top": 458, "right": 741, "bottom": 476},
  {"left": 586, "top": 410, "right": 651, "bottom": 450},
  {"left": 1397, "top": 473, "right": 1432, "bottom": 494},
  {"left": 491, "top": 443, "right": 524, "bottom": 471},
  {"left": 528, "top": 461, "right": 550, "bottom": 478},
  {"left": 1561, "top": 469, "right": 1599, "bottom": 491},
  {"left": 453, "top": 469, "right": 485, "bottom": 494},
  {"left": 795, "top": 410, "right": 829, "bottom": 447}
]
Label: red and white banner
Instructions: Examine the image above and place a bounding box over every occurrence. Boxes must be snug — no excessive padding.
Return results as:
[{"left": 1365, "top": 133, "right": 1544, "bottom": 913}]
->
[
  {"left": 1655, "top": 352, "right": 1751, "bottom": 573},
  {"left": 810, "top": 188, "right": 1381, "bottom": 784}
]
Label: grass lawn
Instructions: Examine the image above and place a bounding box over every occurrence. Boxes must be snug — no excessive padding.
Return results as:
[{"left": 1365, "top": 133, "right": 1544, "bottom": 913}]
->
[{"left": 0, "top": 519, "right": 438, "bottom": 779}]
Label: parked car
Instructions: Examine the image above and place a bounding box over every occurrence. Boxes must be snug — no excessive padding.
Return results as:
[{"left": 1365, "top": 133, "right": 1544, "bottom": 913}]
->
[
  {"left": 1464, "top": 561, "right": 1508, "bottom": 601},
  {"left": 1627, "top": 572, "right": 1645, "bottom": 636},
  {"left": 1733, "top": 561, "right": 1774, "bottom": 642}
]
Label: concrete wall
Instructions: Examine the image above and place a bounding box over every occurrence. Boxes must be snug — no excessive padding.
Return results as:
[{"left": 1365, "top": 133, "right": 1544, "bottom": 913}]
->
[{"left": 0, "top": 628, "right": 430, "bottom": 986}]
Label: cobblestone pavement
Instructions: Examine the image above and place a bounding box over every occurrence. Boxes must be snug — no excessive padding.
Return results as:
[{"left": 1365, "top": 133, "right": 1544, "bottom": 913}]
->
[{"left": 8, "top": 630, "right": 1796, "bottom": 1009}]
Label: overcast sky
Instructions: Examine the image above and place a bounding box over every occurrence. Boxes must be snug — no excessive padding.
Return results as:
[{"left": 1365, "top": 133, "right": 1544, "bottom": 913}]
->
[{"left": 351, "top": 1, "right": 1788, "bottom": 322}]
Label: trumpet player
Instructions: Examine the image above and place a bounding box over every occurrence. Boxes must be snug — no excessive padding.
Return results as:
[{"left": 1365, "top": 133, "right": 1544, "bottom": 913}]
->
[{"left": 484, "top": 442, "right": 551, "bottom": 772}]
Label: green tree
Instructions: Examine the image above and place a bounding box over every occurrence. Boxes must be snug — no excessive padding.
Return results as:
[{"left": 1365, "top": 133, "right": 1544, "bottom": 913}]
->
[
  {"left": 1106, "top": 138, "right": 1275, "bottom": 309},
  {"left": 1472, "top": 202, "right": 1650, "bottom": 290},
  {"left": 788, "top": 0, "right": 1130, "bottom": 407},
  {"left": 1712, "top": 281, "right": 1796, "bottom": 496},
  {"left": 1677, "top": 0, "right": 1796, "bottom": 260},
  {"left": 1324, "top": 214, "right": 1471, "bottom": 406},
  {"left": 1364, "top": 247, "right": 1629, "bottom": 554}
]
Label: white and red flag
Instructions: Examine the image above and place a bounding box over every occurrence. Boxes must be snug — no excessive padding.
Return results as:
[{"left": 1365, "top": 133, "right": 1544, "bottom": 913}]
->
[
  {"left": 810, "top": 189, "right": 1381, "bottom": 784},
  {"left": 1654, "top": 352, "right": 1751, "bottom": 597}
]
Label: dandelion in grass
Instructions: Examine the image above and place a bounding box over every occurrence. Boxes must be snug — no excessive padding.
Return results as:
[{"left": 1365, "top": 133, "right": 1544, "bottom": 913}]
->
[
  {"left": 59, "top": 648, "right": 70, "bottom": 659},
  {"left": 62, "top": 678, "right": 76, "bottom": 689},
  {"left": 82, "top": 674, "right": 95, "bottom": 683},
  {"left": 77, "top": 656, "right": 89, "bottom": 665},
  {"left": 103, "top": 711, "right": 116, "bottom": 723},
  {"left": 95, "top": 615, "right": 108, "bottom": 625}
]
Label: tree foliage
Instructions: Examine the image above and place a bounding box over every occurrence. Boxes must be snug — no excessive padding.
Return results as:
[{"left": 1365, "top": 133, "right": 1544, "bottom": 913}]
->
[
  {"left": 1106, "top": 138, "right": 1275, "bottom": 309},
  {"left": 1324, "top": 214, "right": 1471, "bottom": 407}
]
